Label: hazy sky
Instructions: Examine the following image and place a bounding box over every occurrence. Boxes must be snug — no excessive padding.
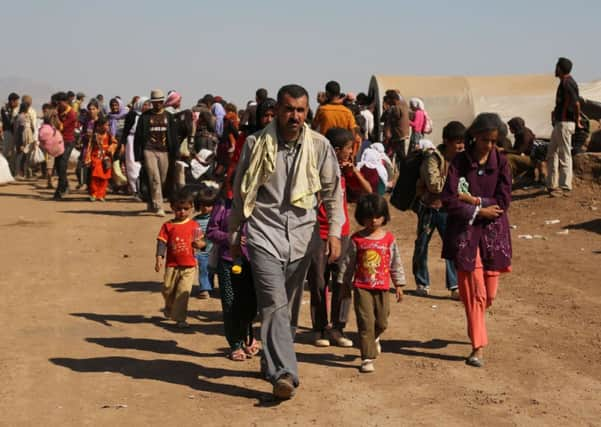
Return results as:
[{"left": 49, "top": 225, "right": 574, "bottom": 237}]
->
[{"left": 2, "top": 0, "right": 600, "bottom": 107}]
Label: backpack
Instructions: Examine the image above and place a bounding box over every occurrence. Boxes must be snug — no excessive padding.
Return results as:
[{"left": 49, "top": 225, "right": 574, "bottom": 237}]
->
[
  {"left": 423, "top": 110, "right": 433, "bottom": 134},
  {"left": 390, "top": 149, "right": 425, "bottom": 211}
]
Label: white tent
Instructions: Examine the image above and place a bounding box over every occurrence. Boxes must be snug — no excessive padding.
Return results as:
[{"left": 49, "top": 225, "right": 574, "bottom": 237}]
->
[{"left": 368, "top": 75, "right": 601, "bottom": 142}]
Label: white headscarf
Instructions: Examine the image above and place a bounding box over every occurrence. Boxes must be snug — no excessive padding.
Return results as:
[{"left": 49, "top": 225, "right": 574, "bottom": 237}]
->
[
  {"left": 133, "top": 96, "right": 149, "bottom": 115},
  {"left": 369, "top": 142, "right": 393, "bottom": 176},
  {"left": 358, "top": 148, "right": 388, "bottom": 185},
  {"left": 418, "top": 139, "right": 435, "bottom": 151},
  {"left": 409, "top": 97, "right": 425, "bottom": 110}
]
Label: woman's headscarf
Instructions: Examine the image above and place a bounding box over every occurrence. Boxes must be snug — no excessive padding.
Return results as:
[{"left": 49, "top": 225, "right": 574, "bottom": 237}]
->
[
  {"left": 409, "top": 97, "right": 424, "bottom": 110},
  {"left": 358, "top": 147, "right": 388, "bottom": 185},
  {"left": 165, "top": 91, "right": 182, "bottom": 108},
  {"left": 133, "top": 96, "right": 149, "bottom": 115}
]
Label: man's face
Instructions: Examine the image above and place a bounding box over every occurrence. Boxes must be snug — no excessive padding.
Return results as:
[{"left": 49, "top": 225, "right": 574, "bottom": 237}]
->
[
  {"left": 276, "top": 94, "right": 308, "bottom": 136},
  {"left": 110, "top": 101, "right": 119, "bottom": 113},
  {"left": 555, "top": 64, "right": 562, "bottom": 78},
  {"left": 58, "top": 100, "right": 68, "bottom": 111},
  {"left": 151, "top": 101, "right": 164, "bottom": 112},
  {"left": 9, "top": 98, "right": 19, "bottom": 109}
]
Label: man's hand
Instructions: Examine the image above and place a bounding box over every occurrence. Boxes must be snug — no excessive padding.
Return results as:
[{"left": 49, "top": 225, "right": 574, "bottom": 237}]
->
[
  {"left": 155, "top": 256, "right": 163, "bottom": 272},
  {"left": 326, "top": 236, "right": 341, "bottom": 264},
  {"left": 478, "top": 205, "right": 503, "bottom": 220}
]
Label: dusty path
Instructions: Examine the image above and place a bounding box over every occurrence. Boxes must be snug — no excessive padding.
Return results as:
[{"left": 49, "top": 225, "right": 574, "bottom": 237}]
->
[{"left": 1, "top": 178, "right": 600, "bottom": 426}]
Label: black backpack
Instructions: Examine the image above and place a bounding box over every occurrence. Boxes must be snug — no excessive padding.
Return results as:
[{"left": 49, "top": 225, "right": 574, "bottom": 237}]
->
[{"left": 390, "top": 150, "right": 425, "bottom": 211}]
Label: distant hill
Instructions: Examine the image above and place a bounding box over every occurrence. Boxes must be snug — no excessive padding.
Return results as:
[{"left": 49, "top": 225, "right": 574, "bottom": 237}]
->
[{"left": 0, "top": 76, "right": 57, "bottom": 111}]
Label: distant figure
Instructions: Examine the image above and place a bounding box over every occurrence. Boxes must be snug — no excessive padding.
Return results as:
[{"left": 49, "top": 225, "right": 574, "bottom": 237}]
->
[
  {"left": 312, "top": 80, "right": 356, "bottom": 137},
  {"left": 548, "top": 57, "right": 580, "bottom": 197}
]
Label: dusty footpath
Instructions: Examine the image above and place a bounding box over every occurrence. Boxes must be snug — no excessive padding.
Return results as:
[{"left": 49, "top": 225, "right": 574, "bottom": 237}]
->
[{"left": 0, "top": 178, "right": 600, "bottom": 427}]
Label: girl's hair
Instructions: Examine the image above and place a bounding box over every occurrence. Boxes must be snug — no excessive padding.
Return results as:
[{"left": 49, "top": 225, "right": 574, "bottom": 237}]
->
[
  {"left": 94, "top": 116, "right": 108, "bottom": 129},
  {"left": 193, "top": 180, "right": 222, "bottom": 210},
  {"left": 87, "top": 99, "right": 100, "bottom": 110},
  {"left": 466, "top": 113, "right": 504, "bottom": 147},
  {"left": 355, "top": 193, "right": 390, "bottom": 226},
  {"left": 325, "top": 127, "right": 353, "bottom": 150}
]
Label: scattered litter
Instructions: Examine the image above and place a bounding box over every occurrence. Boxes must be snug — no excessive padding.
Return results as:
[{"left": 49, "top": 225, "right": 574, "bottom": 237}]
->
[
  {"left": 510, "top": 225, "right": 518, "bottom": 229},
  {"left": 522, "top": 186, "right": 531, "bottom": 190},
  {"left": 556, "top": 230, "right": 569, "bottom": 235},
  {"left": 532, "top": 235, "right": 544, "bottom": 239},
  {"left": 187, "top": 395, "right": 195, "bottom": 399},
  {"left": 431, "top": 305, "right": 438, "bottom": 309},
  {"left": 544, "top": 219, "right": 560, "bottom": 225},
  {"left": 123, "top": 254, "right": 129, "bottom": 258},
  {"left": 101, "top": 404, "right": 128, "bottom": 409},
  {"left": 518, "top": 235, "right": 533, "bottom": 240},
  {"left": 580, "top": 248, "right": 585, "bottom": 252},
  {"left": 591, "top": 206, "right": 599, "bottom": 211}
]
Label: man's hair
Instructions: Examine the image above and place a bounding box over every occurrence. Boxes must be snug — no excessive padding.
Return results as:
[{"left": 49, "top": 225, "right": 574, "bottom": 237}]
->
[
  {"left": 256, "top": 88, "right": 268, "bottom": 102},
  {"left": 55, "top": 92, "right": 68, "bottom": 102},
  {"left": 201, "top": 94, "right": 214, "bottom": 105},
  {"left": 442, "top": 121, "right": 467, "bottom": 141},
  {"left": 76, "top": 92, "right": 85, "bottom": 100},
  {"left": 355, "top": 193, "right": 390, "bottom": 226},
  {"left": 325, "top": 80, "right": 341, "bottom": 98},
  {"left": 96, "top": 94, "right": 104, "bottom": 100},
  {"left": 67, "top": 91, "right": 75, "bottom": 98},
  {"left": 325, "top": 127, "right": 354, "bottom": 150},
  {"left": 170, "top": 186, "right": 195, "bottom": 206},
  {"left": 557, "top": 57, "right": 573, "bottom": 75},
  {"left": 385, "top": 90, "right": 400, "bottom": 103},
  {"left": 8, "top": 92, "right": 19, "bottom": 102},
  {"left": 276, "top": 84, "right": 309, "bottom": 103}
]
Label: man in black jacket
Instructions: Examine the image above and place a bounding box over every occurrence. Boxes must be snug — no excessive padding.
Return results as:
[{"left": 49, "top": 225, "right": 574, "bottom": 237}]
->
[{"left": 134, "top": 89, "right": 179, "bottom": 216}]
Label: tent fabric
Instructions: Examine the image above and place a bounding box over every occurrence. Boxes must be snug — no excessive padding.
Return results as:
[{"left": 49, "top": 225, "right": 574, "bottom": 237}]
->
[{"left": 368, "top": 75, "right": 601, "bottom": 141}]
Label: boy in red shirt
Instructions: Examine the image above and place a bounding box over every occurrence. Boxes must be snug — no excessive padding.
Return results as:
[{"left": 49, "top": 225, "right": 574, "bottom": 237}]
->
[
  {"left": 156, "top": 188, "right": 206, "bottom": 327},
  {"left": 308, "top": 128, "right": 371, "bottom": 347}
]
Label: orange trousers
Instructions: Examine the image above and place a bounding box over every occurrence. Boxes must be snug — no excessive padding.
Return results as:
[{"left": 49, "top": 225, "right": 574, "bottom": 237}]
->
[
  {"left": 89, "top": 177, "right": 109, "bottom": 199},
  {"left": 457, "top": 251, "right": 501, "bottom": 349}
]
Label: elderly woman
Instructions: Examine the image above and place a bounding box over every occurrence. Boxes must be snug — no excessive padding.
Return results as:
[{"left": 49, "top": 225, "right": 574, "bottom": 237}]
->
[{"left": 441, "top": 113, "right": 512, "bottom": 368}]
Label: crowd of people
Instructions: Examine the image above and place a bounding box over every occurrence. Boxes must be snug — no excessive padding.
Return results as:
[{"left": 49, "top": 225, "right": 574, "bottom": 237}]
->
[{"left": 0, "top": 56, "right": 584, "bottom": 400}]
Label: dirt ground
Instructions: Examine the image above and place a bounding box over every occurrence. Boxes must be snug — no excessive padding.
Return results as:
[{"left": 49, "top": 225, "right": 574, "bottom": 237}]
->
[{"left": 1, "top": 176, "right": 600, "bottom": 427}]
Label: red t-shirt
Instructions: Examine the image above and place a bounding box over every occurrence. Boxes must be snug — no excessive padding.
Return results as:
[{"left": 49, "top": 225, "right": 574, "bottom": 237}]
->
[
  {"left": 157, "top": 219, "right": 202, "bottom": 267},
  {"left": 351, "top": 231, "right": 395, "bottom": 291},
  {"left": 59, "top": 106, "right": 78, "bottom": 143},
  {"left": 318, "top": 175, "right": 350, "bottom": 240}
]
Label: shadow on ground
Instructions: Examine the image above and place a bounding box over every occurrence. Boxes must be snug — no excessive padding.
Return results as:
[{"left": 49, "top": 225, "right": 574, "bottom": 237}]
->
[{"left": 565, "top": 218, "right": 601, "bottom": 235}]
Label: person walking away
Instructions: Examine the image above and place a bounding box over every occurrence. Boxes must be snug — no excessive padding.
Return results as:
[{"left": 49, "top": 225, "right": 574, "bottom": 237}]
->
[
  {"left": 547, "top": 57, "right": 580, "bottom": 197},
  {"left": 311, "top": 80, "right": 356, "bottom": 137},
  {"left": 155, "top": 188, "right": 206, "bottom": 328},
  {"left": 338, "top": 194, "right": 405, "bottom": 373},
  {"left": 441, "top": 113, "right": 512, "bottom": 367},
  {"left": 228, "top": 84, "right": 344, "bottom": 399},
  {"left": 120, "top": 97, "right": 149, "bottom": 197},
  {"left": 412, "top": 121, "right": 465, "bottom": 298},
  {"left": 409, "top": 98, "right": 427, "bottom": 153}
]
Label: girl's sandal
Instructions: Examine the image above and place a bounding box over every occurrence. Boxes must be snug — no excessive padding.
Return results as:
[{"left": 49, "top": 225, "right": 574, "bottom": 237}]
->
[
  {"left": 230, "top": 348, "right": 247, "bottom": 361},
  {"left": 244, "top": 339, "right": 260, "bottom": 358}
]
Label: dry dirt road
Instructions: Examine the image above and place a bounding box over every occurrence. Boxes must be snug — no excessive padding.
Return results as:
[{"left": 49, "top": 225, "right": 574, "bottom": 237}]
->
[{"left": 1, "top": 178, "right": 600, "bottom": 427}]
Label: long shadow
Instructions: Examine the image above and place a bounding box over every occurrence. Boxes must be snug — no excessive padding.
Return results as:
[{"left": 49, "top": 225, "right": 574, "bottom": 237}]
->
[
  {"left": 565, "top": 218, "right": 601, "bottom": 235},
  {"left": 511, "top": 189, "right": 547, "bottom": 201},
  {"left": 71, "top": 312, "right": 226, "bottom": 336},
  {"left": 188, "top": 310, "right": 223, "bottom": 323},
  {"left": 404, "top": 290, "right": 461, "bottom": 301},
  {"left": 296, "top": 351, "right": 358, "bottom": 369},
  {"left": 49, "top": 356, "right": 271, "bottom": 402},
  {"left": 60, "top": 209, "right": 147, "bottom": 217},
  {"left": 0, "top": 191, "right": 45, "bottom": 200},
  {"left": 106, "top": 281, "right": 162, "bottom": 293},
  {"left": 85, "top": 337, "right": 219, "bottom": 358},
  {"left": 381, "top": 338, "right": 469, "bottom": 362}
]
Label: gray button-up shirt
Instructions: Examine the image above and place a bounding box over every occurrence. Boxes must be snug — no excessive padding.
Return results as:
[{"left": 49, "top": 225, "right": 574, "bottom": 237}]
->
[{"left": 230, "top": 127, "right": 344, "bottom": 262}]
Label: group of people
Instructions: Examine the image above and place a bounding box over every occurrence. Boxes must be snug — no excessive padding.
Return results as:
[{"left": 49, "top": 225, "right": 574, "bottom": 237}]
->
[{"left": 0, "top": 56, "right": 583, "bottom": 400}]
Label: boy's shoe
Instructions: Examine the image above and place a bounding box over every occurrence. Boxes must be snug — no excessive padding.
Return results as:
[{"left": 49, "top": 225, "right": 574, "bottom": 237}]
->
[
  {"left": 415, "top": 285, "right": 430, "bottom": 297},
  {"left": 360, "top": 359, "right": 375, "bottom": 373},
  {"left": 197, "top": 290, "right": 210, "bottom": 299},
  {"left": 450, "top": 288, "right": 461, "bottom": 300},
  {"left": 313, "top": 332, "right": 330, "bottom": 347},
  {"left": 156, "top": 208, "right": 166, "bottom": 217},
  {"left": 89, "top": 196, "right": 96, "bottom": 202},
  {"left": 375, "top": 337, "right": 382, "bottom": 355},
  {"left": 98, "top": 197, "right": 106, "bottom": 202},
  {"left": 176, "top": 321, "right": 189, "bottom": 328},
  {"left": 273, "top": 373, "right": 296, "bottom": 400},
  {"left": 328, "top": 328, "right": 353, "bottom": 347}
]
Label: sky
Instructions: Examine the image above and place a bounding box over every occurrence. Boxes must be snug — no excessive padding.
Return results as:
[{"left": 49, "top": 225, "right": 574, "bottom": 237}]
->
[{"left": 2, "top": 0, "right": 601, "bottom": 108}]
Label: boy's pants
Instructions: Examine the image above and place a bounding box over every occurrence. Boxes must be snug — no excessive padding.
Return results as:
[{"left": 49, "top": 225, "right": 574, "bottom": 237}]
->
[
  {"left": 353, "top": 287, "right": 390, "bottom": 360},
  {"left": 196, "top": 252, "right": 213, "bottom": 292},
  {"left": 307, "top": 236, "right": 352, "bottom": 332},
  {"left": 162, "top": 266, "right": 195, "bottom": 322}
]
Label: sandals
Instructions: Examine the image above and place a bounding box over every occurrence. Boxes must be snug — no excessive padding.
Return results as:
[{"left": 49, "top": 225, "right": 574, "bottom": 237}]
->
[
  {"left": 244, "top": 339, "right": 260, "bottom": 357},
  {"left": 230, "top": 348, "right": 247, "bottom": 361},
  {"left": 466, "top": 355, "right": 483, "bottom": 368}
]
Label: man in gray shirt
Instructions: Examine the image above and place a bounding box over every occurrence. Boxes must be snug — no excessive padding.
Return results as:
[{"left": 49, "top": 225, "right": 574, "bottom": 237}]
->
[{"left": 229, "top": 84, "right": 344, "bottom": 400}]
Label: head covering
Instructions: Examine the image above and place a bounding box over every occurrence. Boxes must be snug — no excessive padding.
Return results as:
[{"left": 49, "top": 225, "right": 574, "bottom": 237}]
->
[
  {"left": 164, "top": 91, "right": 182, "bottom": 107},
  {"left": 358, "top": 148, "right": 388, "bottom": 185},
  {"left": 409, "top": 97, "right": 424, "bottom": 110},
  {"left": 345, "top": 92, "right": 356, "bottom": 102},
  {"left": 133, "top": 96, "right": 149, "bottom": 114},
  {"left": 418, "top": 139, "right": 435, "bottom": 151},
  {"left": 150, "top": 89, "right": 165, "bottom": 102}
]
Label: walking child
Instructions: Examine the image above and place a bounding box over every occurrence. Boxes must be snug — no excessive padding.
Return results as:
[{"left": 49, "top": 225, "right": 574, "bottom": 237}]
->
[
  {"left": 206, "top": 181, "right": 258, "bottom": 361},
  {"left": 85, "top": 117, "right": 116, "bottom": 201},
  {"left": 155, "top": 188, "right": 206, "bottom": 328},
  {"left": 339, "top": 193, "right": 406, "bottom": 373},
  {"left": 193, "top": 181, "right": 220, "bottom": 299}
]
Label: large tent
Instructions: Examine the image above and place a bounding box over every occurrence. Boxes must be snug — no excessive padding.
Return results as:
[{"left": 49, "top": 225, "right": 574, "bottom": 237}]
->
[{"left": 368, "top": 74, "right": 601, "bottom": 143}]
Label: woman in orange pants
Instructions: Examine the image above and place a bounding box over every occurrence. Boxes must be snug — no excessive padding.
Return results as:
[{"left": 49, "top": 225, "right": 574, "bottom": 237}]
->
[
  {"left": 86, "top": 117, "right": 116, "bottom": 201},
  {"left": 441, "top": 113, "right": 512, "bottom": 367}
]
